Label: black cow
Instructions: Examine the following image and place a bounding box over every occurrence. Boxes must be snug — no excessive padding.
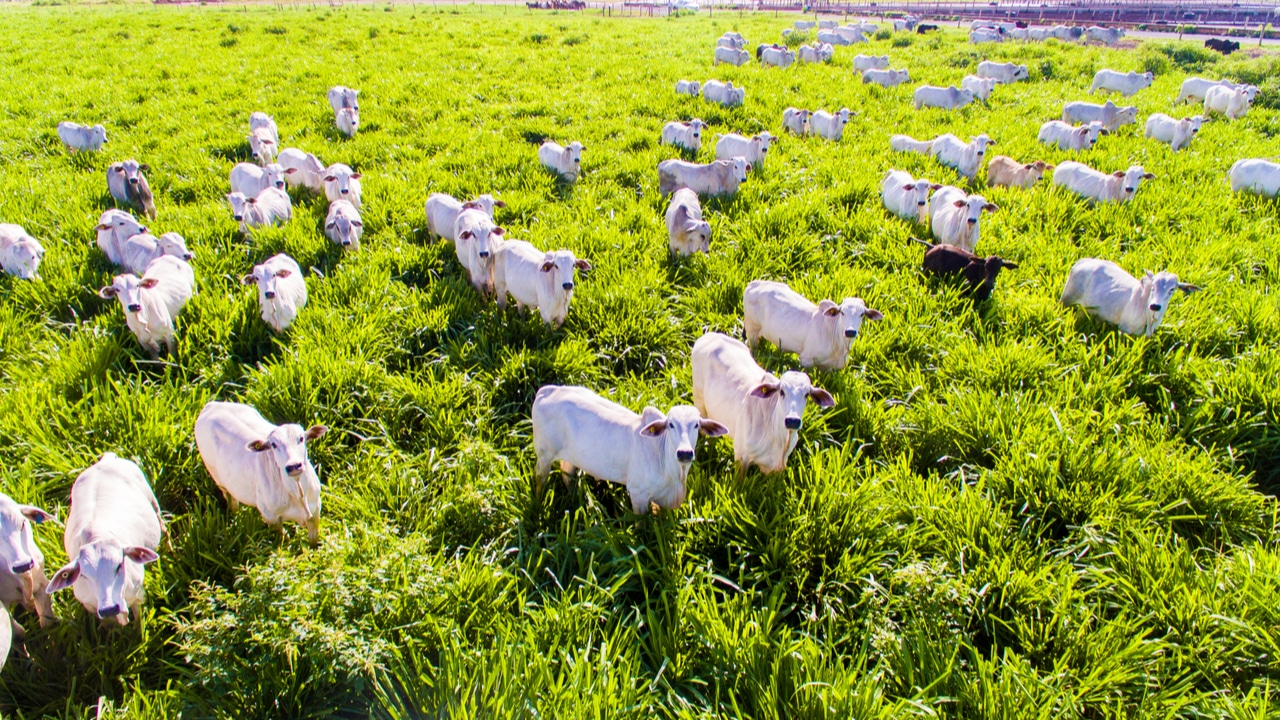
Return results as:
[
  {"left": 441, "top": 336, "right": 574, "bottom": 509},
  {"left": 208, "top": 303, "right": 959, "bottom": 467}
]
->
[
  {"left": 910, "top": 238, "right": 1018, "bottom": 302},
  {"left": 916, "top": 23, "right": 939, "bottom": 33},
  {"left": 1205, "top": 38, "right": 1241, "bottom": 55}
]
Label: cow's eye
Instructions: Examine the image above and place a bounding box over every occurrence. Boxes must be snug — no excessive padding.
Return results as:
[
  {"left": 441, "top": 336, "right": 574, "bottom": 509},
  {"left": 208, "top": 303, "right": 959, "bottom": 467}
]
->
[
  {"left": 298, "top": 438, "right": 304, "bottom": 444},
  {"left": 117, "top": 562, "right": 124, "bottom": 573},
  {"left": 270, "top": 442, "right": 278, "bottom": 449}
]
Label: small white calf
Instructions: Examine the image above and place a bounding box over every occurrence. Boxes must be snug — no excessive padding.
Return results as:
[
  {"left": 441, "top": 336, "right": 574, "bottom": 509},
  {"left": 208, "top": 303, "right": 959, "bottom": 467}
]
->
[
  {"left": 46, "top": 453, "right": 161, "bottom": 626},
  {"left": 809, "top": 109, "right": 848, "bottom": 141},
  {"left": 334, "top": 107, "right": 359, "bottom": 137},
  {"left": 121, "top": 232, "right": 193, "bottom": 276},
  {"left": 249, "top": 112, "right": 279, "bottom": 146},
  {"left": 248, "top": 126, "right": 277, "bottom": 165},
  {"left": 454, "top": 207, "right": 506, "bottom": 295},
  {"left": 714, "top": 132, "right": 774, "bottom": 168},
  {"left": 425, "top": 193, "right": 505, "bottom": 241},
  {"left": 798, "top": 43, "right": 833, "bottom": 63},
  {"left": 1062, "top": 100, "right": 1139, "bottom": 131},
  {"left": 1085, "top": 25, "right": 1125, "bottom": 45},
  {"left": 493, "top": 241, "right": 590, "bottom": 327},
  {"left": 657, "top": 158, "right": 748, "bottom": 197},
  {"left": 675, "top": 80, "right": 701, "bottom": 96},
  {"left": 1052, "top": 161, "right": 1153, "bottom": 203},
  {"left": 665, "top": 188, "right": 712, "bottom": 256},
  {"left": 977, "top": 61, "right": 1029, "bottom": 82},
  {"left": 759, "top": 45, "right": 796, "bottom": 68},
  {"left": 57, "top": 122, "right": 107, "bottom": 152},
  {"left": 1038, "top": 120, "right": 1108, "bottom": 151},
  {"left": 863, "top": 68, "right": 910, "bottom": 87},
  {"left": 714, "top": 46, "right": 750, "bottom": 66},
  {"left": 1204, "top": 85, "right": 1252, "bottom": 120},
  {"left": 881, "top": 169, "right": 939, "bottom": 224},
  {"left": 328, "top": 85, "right": 359, "bottom": 114},
  {"left": 1228, "top": 159, "right": 1280, "bottom": 197},
  {"left": 1060, "top": 258, "right": 1200, "bottom": 336},
  {"left": 930, "top": 133, "right": 995, "bottom": 180},
  {"left": 743, "top": 280, "right": 882, "bottom": 371},
  {"left": 961, "top": 75, "right": 998, "bottom": 102},
  {"left": 853, "top": 54, "right": 890, "bottom": 73},
  {"left": 913, "top": 85, "right": 974, "bottom": 110},
  {"left": 929, "top": 186, "right": 997, "bottom": 253},
  {"left": 278, "top": 148, "right": 328, "bottom": 192},
  {"left": 0, "top": 491, "right": 57, "bottom": 637},
  {"left": 229, "top": 162, "right": 287, "bottom": 199},
  {"left": 226, "top": 189, "right": 292, "bottom": 235},
  {"left": 0, "top": 225, "right": 45, "bottom": 280},
  {"left": 106, "top": 160, "right": 156, "bottom": 220},
  {"left": 95, "top": 210, "right": 148, "bottom": 267},
  {"left": 322, "top": 163, "right": 363, "bottom": 207},
  {"left": 325, "top": 200, "right": 363, "bottom": 250},
  {"left": 242, "top": 253, "right": 307, "bottom": 333},
  {"left": 970, "top": 28, "right": 1003, "bottom": 43},
  {"left": 987, "top": 156, "right": 1053, "bottom": 189},
  {"left": 98, "top": 256, "right": 193, "bottom": 358},
  {"left": 1175, "top": 77, "right": 1242, "bottom": 105},
  {"left": 1090, "top": 69, "right": 1154, "bottom": 97},
  {"left": 1144, "top": 113, "right": 1203, "bottom": 151},
  {"left": 782, "top": 107, "right": 811, "bottom": 136},
  {"left": 538, "top": 141, "right": 585, "bottom": 182},
  {"left": 703, "top": 81, "right": 745, "bottom": 107},
  {"left": 661, "top": 119, "right": 708, "bottom": 152}
]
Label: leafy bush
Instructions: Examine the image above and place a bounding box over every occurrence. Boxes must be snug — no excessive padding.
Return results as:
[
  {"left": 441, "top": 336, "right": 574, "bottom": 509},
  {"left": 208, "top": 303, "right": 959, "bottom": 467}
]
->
[
  {"left": 891, "top": 34, "right": 912, "bottom": 47},
  {"left": 875, "top": 28, "right": 891, "bottom": 41},
  {"left": 1148, "top": 41, "right": 1220, "bottom": 72}
]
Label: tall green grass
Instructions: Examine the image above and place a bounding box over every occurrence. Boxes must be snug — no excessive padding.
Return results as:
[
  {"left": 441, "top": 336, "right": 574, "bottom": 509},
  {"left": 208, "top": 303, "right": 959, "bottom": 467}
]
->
[{"left": 0, "top": 4, "right": 1277, "bottom": 716}]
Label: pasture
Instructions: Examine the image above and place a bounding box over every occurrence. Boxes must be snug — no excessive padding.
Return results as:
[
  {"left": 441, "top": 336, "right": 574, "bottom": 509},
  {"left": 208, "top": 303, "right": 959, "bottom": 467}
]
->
[{"left": 0, "top": 3, "right": 1279, "bottom": 717}]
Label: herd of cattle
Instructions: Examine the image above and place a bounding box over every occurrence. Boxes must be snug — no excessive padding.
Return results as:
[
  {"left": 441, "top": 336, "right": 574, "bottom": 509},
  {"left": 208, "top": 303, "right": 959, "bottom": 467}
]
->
[{"left": 0, "top": 19, "right": 1275, "bottom": 667}]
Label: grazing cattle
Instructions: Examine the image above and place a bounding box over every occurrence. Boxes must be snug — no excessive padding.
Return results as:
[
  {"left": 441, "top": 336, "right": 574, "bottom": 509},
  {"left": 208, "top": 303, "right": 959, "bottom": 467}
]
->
[
  {"left": 324, "top": 200, "right": 363, "bottom": 251},
  {"left": 961, "top": 75, "right": 998, "bottom": 102},
  {"left": 531, "top": 385, "right": 726, "bottom": 514},
  {"left": 1175, "top": 77, "right": 1246, "bottom": 105},
  {"left": 1144, "top": 113, "right": 1204, "bottom": 151},
  {"left": 95, "top": 210, "right": 148, "bottom": 267},
  {"left": 703, "top": 80, "right": 745, "bottom": 107},
  {"left": 881, "top": 169, "right": 940, "bottom": 224},
  {"left": 249, "top": 112, "right": 278, "bottom": 146},
  {"left": 1085, "top": 25, "right": 1125, "bottom": 45},
  {"left": 970, "top": 28, "right": 1004, "bottom": 43},
  {"left": 971, "top": 19, "right": 1015, "bottom": 31},
  {"left": 892, "top": 18, "right": 918, "bottom": 31},
  {"left": 930, "top": 133, "right": 995, "bottom": 179},
  {"left": 106, "top": 160, "right": 156, "bottom": 220},
  {"left": 743, "top": 280, "right": 882, "bottom": 371},
  {"left": 783, "top": 107, "right": 811, "bottom": 135},
  {"left": 1229, "top": 159, "right": 1280, "bottom": 197},
  {"left": 229, "top": 162, "right": 287, "bottom": 199},
  {"left": 930, "top": 186, "right": 997, "bottom": 253},
  {"left": 691, "top": 332, "right": 835, "bottom": 477},
  {"left": 1007, "top": 28, "right": 1029, "bottom": 40},
  {"left": 863, "top": 68, "right": 910, "bottom": 88},
  {"left": 1060, "top": 259, "right": 1200, "bottom": 335},
  {"left": 757, "top": 44, "right": 795, "bottom": 68},
  {"left": 657, "top": 158, "right": 749, "bottom": 197},
  {"left": 45, "top": 453, "right": 162, "bottom": 626},
  {"left": 1205, "top": 38, "right": 1240, "bottom": 54},
  {"left": 538, "top": 141, "right": 585, "bottom": 182},
  {"left": 809, "top": 109, "right": 849, "bottom": 141},
  {"left": 833, "top": 25, "right": 867, "bottom": 43},
  {"left": 1050, "top": 25, "right": 1084, "bottom": 41},
  {"left": 1053, "top": 162, "right": 1154, "bottom": 203},
  {"left": 56, "top": 122, "right": 107, "bottom": 152},
  {"left": 334, "top": 107, "right": 359, "bottom": 138},
  {"left": 855, "top": 22, "right": 879, "bottom": 33},
  {"left": 226, "top": 189, "right": 292, "bottom": 235},
  {"left": 327, "top": 85, "right": 359, "bottom": 114},
  {"left": 1062, "top": 100, "right": 1139, "bottom": 132},
  {"left": 98, "top": 256, "right": 193, "bottom": 358},
  {"left": 853, "top": 54, "right": 890, "bottom": 73},
  {"left": 195, "top": 402, "right": 328, "bottom": 545},
  {"left": 910, "top": 237, "right": 1017, "bottom": 301},
  {"left": 242, "top": 254, "right": 306, "bottom": 333},
  {"left": 798, "top": 42, "right": 834, "bottom": 64},
  {"left": 916, "top": 23, "right": 939, "bottom": 33},
  {"left": 121, "top": 232, "right": 193, "bottom": 276},
  {"left": 976, "top": 61, "right": 1029, "bottom": 83},
  {"left": 817, "top": 29, "right": 852, "bottom": 45},
  {"left": 1090, "top": 70, "right": 1154, "bottom": 97},
  {"left": 0, "top": 225, "right": 44, "bottom": 280},
  {"left": 675, "top": 80, "right": 701, "bottom": 96},
  {"left": 425, "top": 193, "right": 505, "bottom": 241},
  {"left": 248, "top": 126, "right": 277, "bottom": 165},
  {"left": 714, "top": 46, "right": 750, "bottom": 66},
  {"left": 492, "top": 241, "right": 589, "bottom": 327},
  {"left": 322, "top": 163, "right": 364, "bottom": 207},
  {"left": 661, "top": 119, "right": 708, "bottom": 153},
  {"left": 0, "top": 492, "right": 57, "bottom": 640},
  {"left": 987, "top": 156, "right": 1053, "bottom": 189},
  {"left": 454, "top": 206, "right": 506, "bottom": 295},
  {"left": 665, "top": 188, "right": 712, "bottom": 256},
  {"left": 1038, "top": 120, "right": 1108, "bottom": 151},
  {"left": 715, "top": 131, "right": 774, "bottom": 167},
  {"left": 818, "top": 19, "right": 837, "bottom": 29},
  {"left": 794, "top": 20, "right": 815, "bottom": 30},
  {"left": 1027, "top": 26, "right": 1051, "bottom": 40},
  {"left": 277, "top": 149, "right": 327, "bottom": 192},
  {"left": 1204, "top": 85, "right": 1252, "bottom": 120},
  {"left": 913, "top": 85, "right": 974, "bottom": 110},
  {"left": 722, "top": 31, "right": 745, "bottom": 43},
  {"left": 716, "top": 36, "right": 744, "bottom": 49}
]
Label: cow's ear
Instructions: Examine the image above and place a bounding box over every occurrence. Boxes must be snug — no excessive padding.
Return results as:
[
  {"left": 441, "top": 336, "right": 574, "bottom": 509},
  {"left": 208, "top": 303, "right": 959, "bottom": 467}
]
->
[
  {"left": 241, "top": 274, "right": 257, "bottom": 285},
  {"left": 930, "top": 183, "right": 943, "bottom": 190},
  {"left": 953, "top": 200, "right": 967, "bottom": 208},
  {"left": 323, "top": 175, "right": 337, "bottom": 182},
  {"left": 492, "top": 227, "right": 505, "bottom": 236},
  {"left": 1100, "top": 128, "right": 1110, "bottom": 135},
  {"left": 749, "top": 382, "right": 780, "bottom": 399},
  {"left": 124, "top": 547, "right": 159, "bottom": 564},
  {"left": 808, "top": 387, "right": 836, "bottom": 408},
  {"left": 351, "top": 221, "right": 362, "bottom": 228},
  {"left": 984, "top": 203, "right": 999, "bottom": 213},
  {"left": 46, "top": 562, "right": 79, "bottom": 594},
  {"left": 1178, "top": 282, "right": 1202, "bottom": 294},
  {"left": 98, "top": 286, "right": 118, "bottom": 299},
  {"left": 138, "top": 164, "right": 150, "bottom": 172},
  {"left": 699, "top": 419, "right": 729, "bottom": 437},
  {"left": 864, "top": 308, "right": 884, "bottom": 321},
  {"left": 284, "top": 168, "right": 297, "bottom": 174},
  {"left": 459, "top": 231, "right": 473, "bottom": 240},
  {"left": 818, "top": 299, "right": 840, "bottom": 316},
  {"left": 1112, "top": 171, "right": 1126, "bottom": 178},
  {"left": 540, "top": 260, "right": 555, "bottom": 272},
  {"left": 903, "top": 184, "right": 916, "bottom": 191},
  {"left": 247, "top": 439, "right": 271, "bottom": 452},
  {"left": 20, "top": 505, "right": 54, "bottom": 524},
  {"left": 1024, "top": 164, "right": 1034, "bottom": 171},
  {"left": 350, "top": 173, "right": 362, "bottom": 179},
  {"left": 274, "top": 269, "right": 292, "bottom": 278},
  {"left": 1143, "top": 172, "right": 1155, "bottom": 179},
  {"left": 639, "top": 419, "right": 667, "bottom": 437},
  {"left": 574, "top": 259, "right": 591, "bottom": 271},
  {"left": 305, "top": 425, "right": 329, "bottom": 440},
  {"left": 139, "top": 278, "right": 159, "bottom": 289}
]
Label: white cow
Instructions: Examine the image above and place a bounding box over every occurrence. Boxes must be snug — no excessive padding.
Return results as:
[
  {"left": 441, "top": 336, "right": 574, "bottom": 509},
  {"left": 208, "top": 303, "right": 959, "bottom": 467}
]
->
[
  {"left": 714, "top": 46, "right": 750, "bottom": 66},
  {"left": 322, "top": 163, "right": 363, "bottom": 207},
  {"left": 46, "top": 453, "right": 162, "bottom": 626},
  {"left": 676, "top": 80, "right": 702, "bottom": 96},
  {"left": 1229, "top": 159, "right": 1280, "bottom": 197},
  {"left": 425, "top": 193, "right": 505, "bottom": 241},
  {"left": 324, "top": 200, "right": 363, "bottom": 250},
  {"left": 716, "top": 36, "right": 744, "bottom": 49},
  {"left": 833, "top": 25, "right": 866, "bottom": 43},
  {"left": 1204, "top": 85, "right": 1252, "bottom": 120},
  {"left": 714, "top": 132, "right": 774, "bottom": 167},
  {"left": 334, "top": 107, "right": 359, "bottom": 138},
  {"left": 929, "top": 186, "right": 997, "bottom": 253},
  {"left": 328, "top": 85, "right": 359, "bottom": 114},
  {"left": 661, "top": 119, "right": 708, "bottom": 152},
  {"left": 278, "top": 148, "right": 328, "bottom": 192},
  {"left": 531, "top": 385, "right": 727, "bottom": 514},
  {"left": 0, "top": 492, "right": 57, "bottom": 639},
  {"left": 0, "top": 224, "right": 45, "bottom": 280},
  {"left": 961, "top": 75, "right": 998, "bottom": 102},
  {"left": 809, "top": 109, "right": 848, "bottom": 141},
  {"left": 106, "top": 160, "right": 156, "bottom": 220},
  {"left": 195, "top": 402, "right": 328, "bottom": 545},
  {"left": 817, "top": 29, "right": 853, "bottom": 46},
  {"left": 1038, "top": 120, "right": 1108, "bottom": 151},
  {"left": 226, "top": 189, "right": 292, "bottom": 235},
  {"left": 691, "top": 332, "right": 834, "bottom": 477},
  {"left": 853, "top": 54, "right": 890, "bottom": 73},
  {"left": 977, "top": 61, "right": 1029, "bottom": 82},
  {"left": 759, "top": 45, "right": 796, "bottom": 68},
  {"left": 98, "top": 256, "right": 194, "bottom": 358},
  {"left": 1085, "top": 25, "right": 1125, "bottom": 45},
  {"left": 703, "top": 81, "right": 745, "bottom": 107},
  {"left": 657, "top": 158, "right": 748, "bottom": 197},
  {"left": 930, "top": 133, "right": 995, "bottom": 179},
  {"left": 665, "top": 188, "right": 712, "bottom": 256},
  {"left": 121, "top": 232, "right": 193, "bottom": 277},
  {"left": 1062, "top": 100, "right": 1139, "bottom": 132},
  {"left": 783, "top": 107, "right": 811, "bottom": 136},
  {"left": 538, "top": 141, "right": 585, "bottom": 182},
  {"left": 1060, "top": 259, "right": 1200, "bottom": 336},
  {"left": 881, "top": 169, "right": 939, "bottom": 224},
  {"left": 1090, "top": 70, "right": 1154, "bottom": 97},
  {"left": 249, "top": 112, "right": 279, "bottom": 146},
  {"left": 57, "top": 122, "right": 107, "bottom": 152},
  {"left": 743, "top": 280, "right": 882, "bottom": 371},
  {"left": 248, "top": 126, "right": 277, "bottom": 165},
  {"left": 794, "top": 20, "right": 816, "bottom": 30},
  {"left": 1175, "top": 77, "right": 1248, "bottom": 105},
  {"left": 229, "top": 162, "right": 287, "bottom": 199},
  {"left": 798, "top": 42, "right": 833, "bottom": 63},
  {"left": 492, "top": 241, "right": 590, "bottom": 327},
  {"left": 863, "top": 68, "right": 910, "bottom": 88},
  {"left": 1050, "top": 25, "right": 1084, "bottom": 41},
  {"left": 1053, "top": 162, "right": 1154, "bottom": 203},
  {"left": 1144, "top": 113, "right": 1204, "bottom": 151},
  {"left": 242, "top": 253, "right": 307, "bottom": 333},
  {"left": 913, "top": 85, "right": 975, "bottom": 110},
  {"left": 970, "top": 28, "right": 1003, "bottom": 43},
  {"left": 95, "top": 209, "right": 148, "bottom": 267},
  {"left": 454, "top": 207, "right": 506, "bottom": 295}
]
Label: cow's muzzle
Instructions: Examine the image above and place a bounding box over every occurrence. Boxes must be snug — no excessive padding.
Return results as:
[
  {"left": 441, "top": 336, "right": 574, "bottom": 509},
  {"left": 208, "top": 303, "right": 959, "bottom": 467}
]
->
[{"left": 784, "top": 417, "right": 802, "bottom": 430}]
